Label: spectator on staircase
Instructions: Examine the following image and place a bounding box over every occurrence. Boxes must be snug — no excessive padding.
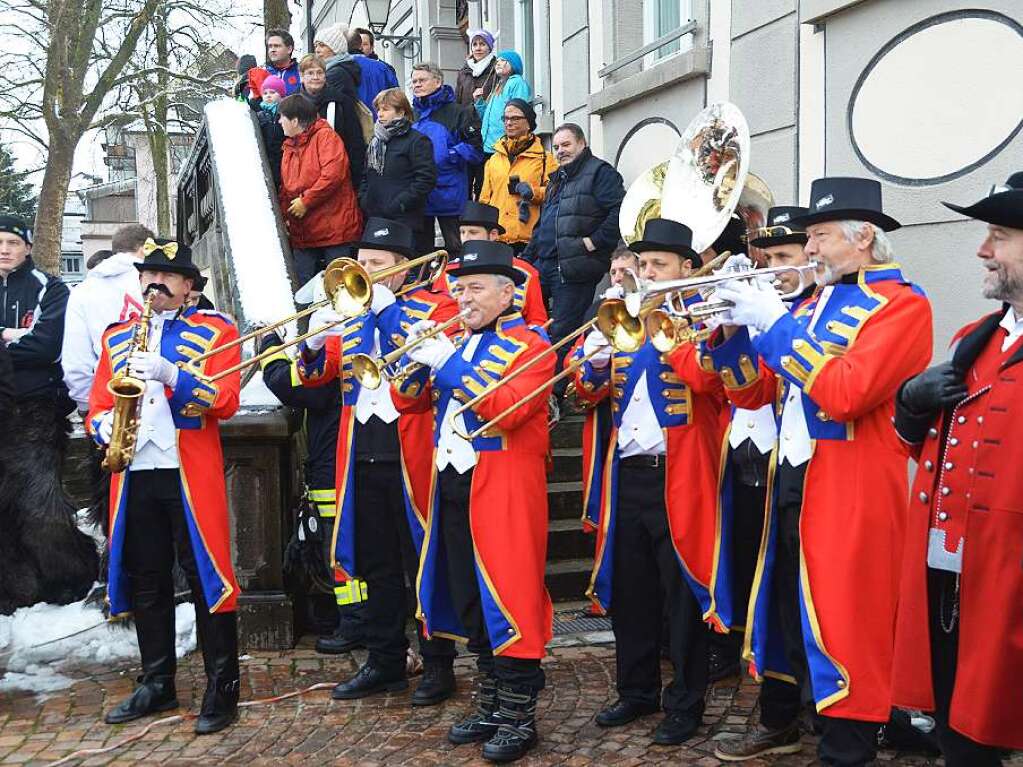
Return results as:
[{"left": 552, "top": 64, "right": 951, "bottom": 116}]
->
[
  {"left": 278, "top": 94, "right": 363, "bottom": 287},
  {"left": 358, "top": 89, "right": 437, "bottom": 244},
  {"left": 478, "top": 49, "right": 532, "bottom": 158},
  {"left": 250, "top": 29, "right": 302, "bottom": 97},
  {"left": 254, "top": 75, "right": 287, "bottom": 189},
  {"left": 456, "top": 29, "right": 498, "bottom": 200},
  {"left": 299, "top": 54, "right": 368, "bottom": 190},
  {"left": 313, "top": 23, "right": 362, "bottom": 99},
  {"left": 349, "top": 29, "right": 399, "bottom": 119}
]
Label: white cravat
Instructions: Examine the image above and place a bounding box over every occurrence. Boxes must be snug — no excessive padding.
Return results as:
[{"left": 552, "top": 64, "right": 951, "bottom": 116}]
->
[
  {"left": 999, "top": 306, "right": 1023, "bottom": 352},
  {"left": 131, "top": 311, "right": 181, "bottom": 471},
  {"left": 617, "top": 371, "right": 666, "bottom": 458},
  {"left": 436, "top": 334, "right": 481, "bottom": 473},
  {"left": 729, "top": 405, "right": 777, "bottom": 452},
  {"left": 354, "top": 329, "right": 399, "bottom": 425}
]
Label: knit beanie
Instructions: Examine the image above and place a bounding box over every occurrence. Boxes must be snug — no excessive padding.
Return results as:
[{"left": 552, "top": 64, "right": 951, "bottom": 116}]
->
[
  {"left": 496, "top": 50, "right": 523, "bottom": 75},
  {"left": 261, "top": 75, "right": 287, "bottom": 98},
  {"left": 315, "top": 23, "right": 350, "bottom": 56},
  {"left": 468, "top": 29, "right": 495, "bottom": 52},
  {"left": 504, "top": 98, "right": 536, "bottom": 132}
]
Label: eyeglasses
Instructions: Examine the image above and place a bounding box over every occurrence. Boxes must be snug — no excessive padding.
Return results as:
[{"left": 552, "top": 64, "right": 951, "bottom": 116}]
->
[{"left": 502, "top": 116, "right": 527, "bottom": 123}]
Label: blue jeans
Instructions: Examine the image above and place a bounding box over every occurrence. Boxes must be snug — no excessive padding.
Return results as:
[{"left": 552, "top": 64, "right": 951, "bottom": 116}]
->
[{"left": 537, "top": 259, "right": 600, "bottom": 395}]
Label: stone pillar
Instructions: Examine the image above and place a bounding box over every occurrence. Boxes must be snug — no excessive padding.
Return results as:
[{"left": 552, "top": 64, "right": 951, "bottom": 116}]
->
[{"left": 221, "top": 409, "right": 302, "bottom": 650}]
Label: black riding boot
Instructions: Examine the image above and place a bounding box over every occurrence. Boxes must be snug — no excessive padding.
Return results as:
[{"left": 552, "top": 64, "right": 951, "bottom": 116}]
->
[
  {"left": 194, "top": 610, "right": 240, "bottom": 735},
  {"left": 105, "top": 596, "right": 179, "bottom": 724},
  {"left": 448, "top": 673, "right": 499, "bottom": 744},
  {"left": 482, "top": 682, "right": 539, "bottom": 762}
]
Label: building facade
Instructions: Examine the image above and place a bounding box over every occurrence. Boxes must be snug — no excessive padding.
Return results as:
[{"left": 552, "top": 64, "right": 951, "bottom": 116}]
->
[{"left": 308, "top": 0, "right": 1023, "bottom": 352}]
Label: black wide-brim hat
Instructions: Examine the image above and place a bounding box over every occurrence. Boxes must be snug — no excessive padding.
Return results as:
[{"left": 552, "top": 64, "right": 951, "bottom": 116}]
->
[
  {"left": 631, "top": 218, "right": 699, "bottom": 262},
  {"left": 792, "top": 177, "right": 901, "bottom": 232},
  {"left": 749, "top": 206, "right": 809, "bottom": 248},
  {"left": 460, "top": 201, "right": 506, "bottom": 235},
  {"left": 450, "top": 240, "right": 525, "bottom": 285},
  {"left": 349, "top": 217, "right": 416, "bottom": 258},
  {"left": 134, "top": 237, "right": 201, "bottom": 280},
  {"left": 942, "top": 172, "right": 1023, "bottom": 230}
]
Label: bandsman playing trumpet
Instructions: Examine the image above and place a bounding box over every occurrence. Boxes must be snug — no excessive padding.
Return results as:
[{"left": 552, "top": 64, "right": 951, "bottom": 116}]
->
[
  {"left": 297, "top": 218, "right": 460, "bottom": 705},
  {"left": 707, "top": 178, "right": 933, "bottom": 765},
  {"left": 391, "top": 240, "right": 554, "bottom": 763},
  {"left": 571, "top": 218, "right": 727, "bottom": 746}
]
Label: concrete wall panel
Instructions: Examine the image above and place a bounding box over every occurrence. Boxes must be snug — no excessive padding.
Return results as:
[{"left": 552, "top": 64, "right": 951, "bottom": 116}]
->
[
  {"left": 748, "top": 127, "right": 798, "bottom": 205},
  {"left": 732, "top": 0, "right": 797, "bottom": 39},
  {"left": 728, "top": 14, "right": 797, "bottom": 135},
  {"left": 563, "top": 30, "right": 591, "bottom": 113}
]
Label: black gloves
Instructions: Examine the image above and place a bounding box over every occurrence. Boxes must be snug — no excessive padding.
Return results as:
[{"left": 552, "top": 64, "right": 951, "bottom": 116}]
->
[
  {"left": 899, "top": 362, "right": 968, "bottom": 415},
  {"left": 514, "top": 181, "right": 534, "bottom": 201},
  {"left": 517, "top": 199, "right": 531, "bottom": 223}
]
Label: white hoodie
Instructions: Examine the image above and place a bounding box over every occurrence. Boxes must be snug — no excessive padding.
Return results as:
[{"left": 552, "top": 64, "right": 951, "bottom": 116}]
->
[{"left": 61, "top": 252, "right": 145, "bottom": 410}]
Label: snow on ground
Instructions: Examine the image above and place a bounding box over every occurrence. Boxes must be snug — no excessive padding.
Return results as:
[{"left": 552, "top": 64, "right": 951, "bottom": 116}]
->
[{"left": 0, "top": 599, "right": 196, "bottom": 694}]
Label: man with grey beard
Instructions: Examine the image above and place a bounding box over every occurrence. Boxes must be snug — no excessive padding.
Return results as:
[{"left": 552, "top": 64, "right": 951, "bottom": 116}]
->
[
  {"left": 890, "top": 173, "right": 1023, "bottom": 767},
  {"left": 705, "top": 177, "right": 932, "bottom": 766}
]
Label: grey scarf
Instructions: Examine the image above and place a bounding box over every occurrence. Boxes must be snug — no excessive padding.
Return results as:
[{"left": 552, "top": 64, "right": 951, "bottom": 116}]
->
[{"left": 367, "top": 118, "right": 411, "bottom": 175}]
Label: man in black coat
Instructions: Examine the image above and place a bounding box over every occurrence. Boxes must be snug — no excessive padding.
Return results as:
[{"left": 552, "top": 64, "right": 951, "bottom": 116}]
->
[
  {"left": 521, "top": 123, "right": 625, "bottom": 395},
  {"left": 0, "top": 214, "right": 98, "bottom": 613}
]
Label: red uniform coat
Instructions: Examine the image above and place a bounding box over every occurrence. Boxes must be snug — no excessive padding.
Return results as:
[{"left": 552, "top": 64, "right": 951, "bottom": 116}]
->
[
  {"left": 392, "top": 313, "right": 554, "bottom": 658},
  {"left": 280, "top": 118, "right": 363, "bottom": 249},
  {"left": 892, "top": 308, "right": 1023, "bottom": 749},
  {"left": 571, "top": 336, "right": 728, "bottom": 628},
  {"left": 87, "top": 308, "right": 242, "bottom": 616},
  {"left": 705, "top": 265, "right": 932, "bottom": 721}
]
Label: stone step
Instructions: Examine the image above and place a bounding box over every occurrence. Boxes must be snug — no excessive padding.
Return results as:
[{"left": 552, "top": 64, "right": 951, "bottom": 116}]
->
[
  {"left": 547, "top": 517, "right": 595, "bottom": 561},
  {"left": 547, "top": 480, "right": 584, "bottom": 521},
  {"left": 549, "top": 415, "right": 585, "bottom": 449},
  {"left": 549, "top": 446, "right": 583, "bottom": 484},
  {"left": 544, "top": 557, "right": 593, "bottom": 602}
]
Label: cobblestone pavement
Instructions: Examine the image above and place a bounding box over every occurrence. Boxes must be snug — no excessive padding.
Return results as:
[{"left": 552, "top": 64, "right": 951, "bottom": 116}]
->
[{"left": 1, "top": 635, "right": 1019, "bottom": 766}]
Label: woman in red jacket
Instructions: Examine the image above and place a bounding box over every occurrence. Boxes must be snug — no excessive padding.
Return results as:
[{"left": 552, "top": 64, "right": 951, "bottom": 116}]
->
[{"left": 278, "top": 94, "right": 363, "bottom": 287}]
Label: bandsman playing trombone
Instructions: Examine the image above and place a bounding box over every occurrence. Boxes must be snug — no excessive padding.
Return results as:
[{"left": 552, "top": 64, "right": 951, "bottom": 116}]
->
[
  {"left": 296, "top": 218, "right": 460, "bottom": 705},
  {"left": 391, "top": 240, "right": 554, "bottom": 763},
  {"left": 706, "top": 178, "right": 933, "bottom": 766},
  {"left": 571, "top": 218, "right": 728, "bottom": 746}
]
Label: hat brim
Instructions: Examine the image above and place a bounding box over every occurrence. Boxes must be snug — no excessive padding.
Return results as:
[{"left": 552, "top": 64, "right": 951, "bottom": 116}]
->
[
  {"left": 135, "top": 262, "right": 201, "bottom": 281},
  {"left": 348, "top": 241, "right": 416, "bottom": 258},
  {"left": 790, "top": 209, "right": 901, "bottom": 232},
  {"left": 449, "top": 262, "right": 526, "bottom": 286},
  {"left": 749, "top": 233, "right": 808, "bottom": 249},
  {"left": 942, "top": 191, "right": 1023, "bottom": 230},
  {"left": 459, "top": 218, "right": 506, "bottom": 235},
  {"left": 631, "top": 239, "right": 699, "bottom": 262}
]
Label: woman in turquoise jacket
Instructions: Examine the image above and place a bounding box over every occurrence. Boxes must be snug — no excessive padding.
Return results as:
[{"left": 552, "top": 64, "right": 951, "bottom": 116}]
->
[{"left": 478, "top": 49, "right": 533, "bottom": 156}]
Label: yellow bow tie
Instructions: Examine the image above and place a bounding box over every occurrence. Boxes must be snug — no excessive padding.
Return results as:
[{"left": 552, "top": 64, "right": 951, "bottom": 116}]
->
[{"left": 142, "top": 237, "right": 178, "bottom": 260}]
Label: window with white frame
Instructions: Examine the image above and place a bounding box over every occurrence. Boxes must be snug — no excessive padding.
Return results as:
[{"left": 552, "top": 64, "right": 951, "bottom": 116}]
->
[
  {"left": 517, "top": 0, "right": 535, "bottom": 85},
  {"left": 644, "top": 0, "right": 693, "bottom": 61}
]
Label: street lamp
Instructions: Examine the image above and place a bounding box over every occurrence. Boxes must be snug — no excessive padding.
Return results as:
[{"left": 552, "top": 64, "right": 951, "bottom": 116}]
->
[
  {"left": 351, "top": 0, "right": 422, "bottom": 59},
  {"left": 361, "top": 0, "right": 391, "bottom": 34}
]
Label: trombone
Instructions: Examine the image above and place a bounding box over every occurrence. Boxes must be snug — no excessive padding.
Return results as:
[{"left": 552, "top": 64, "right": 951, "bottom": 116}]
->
[
  {"left": 450, "top": 301, "right": 645, "bottom": 441},
  {"left": 349, "top": 310, "right": 470, "bottom": 390},
  {"left": 183, "top": 250, "right": 448, "bottom": 369}
]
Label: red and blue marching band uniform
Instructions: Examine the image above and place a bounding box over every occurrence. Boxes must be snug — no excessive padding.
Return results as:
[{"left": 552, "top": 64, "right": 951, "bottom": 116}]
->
[
  {"left": 570, "top": 331, "right": 727, "bottom": 721},
  {"left": 434, "top": 257, "right": 548, "bottom": 327},
  {"left": 703, "top": 264, "right": 932, "bottom": 748}
]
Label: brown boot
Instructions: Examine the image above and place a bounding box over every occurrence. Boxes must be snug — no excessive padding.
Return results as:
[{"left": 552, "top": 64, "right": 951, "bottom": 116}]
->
[{"left": 713, "top": 721, "right": 802, "bottom": 761}]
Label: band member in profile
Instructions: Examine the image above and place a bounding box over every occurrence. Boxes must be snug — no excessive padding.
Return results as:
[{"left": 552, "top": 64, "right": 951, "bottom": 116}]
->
[
  {"left": 891, "top": 174, "right": 1023, "bottom": 767},
  {"left": 393, "top": 240, "right": 553, "bottom": 762}
]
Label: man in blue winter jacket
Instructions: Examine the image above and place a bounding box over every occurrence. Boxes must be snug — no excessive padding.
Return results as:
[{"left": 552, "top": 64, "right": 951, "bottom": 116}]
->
[
  {"left": 349, "top": 32, "right": 399, "bottom": 118},
  {"left": 410, "top": 62, "right": 484, "bottom": 256}
]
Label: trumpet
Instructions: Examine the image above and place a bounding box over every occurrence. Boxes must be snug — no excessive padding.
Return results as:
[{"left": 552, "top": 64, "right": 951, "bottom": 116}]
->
[
  {"left": 183, "top": 249, "right": 448, "bottom": 369},
  {"left": 643, "top": 308, "right": 713, "bottom": 353},
  {"left": 622, "top": 262, "right": 819, "bottom": 319},
  {"left": 349, "top": 310, "right": 470, "bottom": 390},
  {"left": 450, "top": 301, "right": 644, "bottom": 442}
]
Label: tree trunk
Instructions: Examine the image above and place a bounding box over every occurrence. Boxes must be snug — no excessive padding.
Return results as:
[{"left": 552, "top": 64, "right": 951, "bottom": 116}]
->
[
  {"left": 32, "top": 132, "right": 75, "bottom": 275},
  {"left": 264, "top": 0, "right": 291, "bottom": 36},
  {"left": 151, "top": 4, "right": 172, "bottom": 235}
]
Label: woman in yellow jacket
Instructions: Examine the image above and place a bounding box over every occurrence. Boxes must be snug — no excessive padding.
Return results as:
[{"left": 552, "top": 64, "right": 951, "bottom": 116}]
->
[{"left": 480, "top": 98, "right": 557, "bottom": 252}]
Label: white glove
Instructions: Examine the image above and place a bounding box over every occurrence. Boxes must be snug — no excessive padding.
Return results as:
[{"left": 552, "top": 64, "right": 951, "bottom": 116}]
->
[
  {"left": 127, "top": 351, "right": 179, "bottom": 387},
  {"left": 305, "top": 309, "right": 347, "bottom": 351},
  {"left": 714, "top": 279, "right": 787, "bottom": 332},
  {"left": 406, "top": 327, "right": 456, "bottom": 370},
  {"left": 95, "top": 411, "right": 114, "bottom": 446},
  {"left": 718, "top": 253, "right": 753, "bottom": 274},
  {"left": 370, "top": 283, "right": 396, "bottom": 315},
  {"left": 602, "top": 284, "right": 624, "bottom": 300},
  {"left": 405, "top": 319, "right": 436, "bottom": 344},
  {"left": 582, "top": 329, "right": 612, "bottom": 369}
]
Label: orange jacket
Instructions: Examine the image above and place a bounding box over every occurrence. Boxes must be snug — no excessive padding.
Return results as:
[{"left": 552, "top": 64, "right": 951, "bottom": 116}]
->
[
  {"left": 480, "top": 135, "right": 556, "bottom": 245},
  {"left": 280, "top": 118, "right": 363, "bottom": 249}
]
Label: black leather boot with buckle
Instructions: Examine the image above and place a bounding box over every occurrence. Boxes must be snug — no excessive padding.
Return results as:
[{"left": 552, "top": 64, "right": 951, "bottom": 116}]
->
[
  {"left": 448, "top": 674, "right": 500, "bottom": 744},
  {"left": 105, "top": 599, "right": 179, "bottom": 725},
  {"left": 194, "top": 611, "right": 240, "bottom": 735},
  {"left": 481, "top": 682, "right": 539, "bottom": 762}
]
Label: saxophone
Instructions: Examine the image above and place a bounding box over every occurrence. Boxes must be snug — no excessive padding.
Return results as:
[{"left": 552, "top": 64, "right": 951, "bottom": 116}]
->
[{"left": 102, "top": 289, "right": 156, "bottom": 473}]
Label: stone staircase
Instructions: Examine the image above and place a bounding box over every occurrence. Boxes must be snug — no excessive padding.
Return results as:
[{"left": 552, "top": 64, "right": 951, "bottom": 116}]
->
[{"left": 545, "top": 415, "right": 595, "bottom": 602}]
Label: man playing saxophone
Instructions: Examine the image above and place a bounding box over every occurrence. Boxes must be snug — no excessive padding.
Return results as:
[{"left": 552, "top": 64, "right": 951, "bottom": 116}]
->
[{"left": 87, "top": 238, "right": 243, "bottom": 735}]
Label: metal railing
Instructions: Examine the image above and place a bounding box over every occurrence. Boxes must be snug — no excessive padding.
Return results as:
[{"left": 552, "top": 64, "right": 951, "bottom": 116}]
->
[{"left": 597, "top": 21, "right": 697, "bottom": 79}]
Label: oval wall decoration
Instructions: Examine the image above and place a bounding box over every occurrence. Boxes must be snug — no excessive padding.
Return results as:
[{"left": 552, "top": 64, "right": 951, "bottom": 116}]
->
[
  {"left": 615, "top": 118, "right": 681, "bottom": 188},
  {"left": 849, "top": 11, "right": 1023, "bottom": 186}
]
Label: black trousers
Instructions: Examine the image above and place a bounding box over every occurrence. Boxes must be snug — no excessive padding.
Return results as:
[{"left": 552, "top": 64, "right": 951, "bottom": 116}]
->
[
  {"left": 415, "top": 215, "right": 462, "bottom": 258},
  {"left": 438, "top": 467, "right": 545, "bottom": 690},
  {"left": 731, "top": 478, "right": 767, "bottom": 628},
  {"left": 293, "top": 244, "right": 351, "bottom": 289},
  {"left": 124, "top": 469, "right": 236, "bottom": 682},
  {"left": 353, "top": 460, "right": 455, "bottom": 675},
  {"left": 928, "top": 569, "right": 1002, "bottom": 767},
  {"left": 759, "top": 463, "right": 878, "bottom": 766},
  {"left": 610, "top": 461, "right": 708, "bottom": 716}
]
